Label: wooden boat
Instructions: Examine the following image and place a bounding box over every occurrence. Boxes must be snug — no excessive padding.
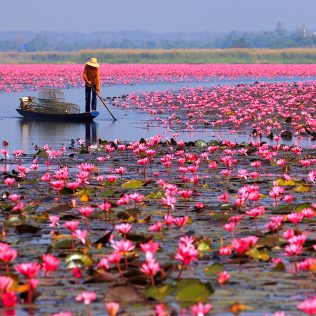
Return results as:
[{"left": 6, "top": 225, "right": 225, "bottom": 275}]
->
[
  {"left": 17, "top": 88, "right": 99, "bottom": 122},
  {"left": 16, "top": 108, "right": 99, "bottom": 121}
]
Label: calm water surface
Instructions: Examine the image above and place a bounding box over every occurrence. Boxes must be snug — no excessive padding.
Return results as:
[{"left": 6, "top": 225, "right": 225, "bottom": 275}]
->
[{"left": 0, "top": 77, "right": 315, "bottom": 153}]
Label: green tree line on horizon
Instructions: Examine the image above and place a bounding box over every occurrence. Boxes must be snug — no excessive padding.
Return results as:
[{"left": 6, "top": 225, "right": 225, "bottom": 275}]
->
[
  {"left": 1, "top": 48, "right": 316, "bottom": 64},
  {"left": 0, "top": 23, "right": 315, "bottom": 52}
]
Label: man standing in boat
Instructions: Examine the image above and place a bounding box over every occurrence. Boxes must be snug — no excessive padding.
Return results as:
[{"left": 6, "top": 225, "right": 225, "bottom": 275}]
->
[{"left": 83, "top": 58, "right": 101, "bottom": 112}]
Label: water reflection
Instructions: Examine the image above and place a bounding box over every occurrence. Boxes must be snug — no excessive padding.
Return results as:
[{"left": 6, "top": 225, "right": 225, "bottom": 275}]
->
[
  {"left": 85, "top": 121, "right": 97, "bottom": 145},
  {"left": 19, "top": 119, "right": 99, "bottom": 149}
]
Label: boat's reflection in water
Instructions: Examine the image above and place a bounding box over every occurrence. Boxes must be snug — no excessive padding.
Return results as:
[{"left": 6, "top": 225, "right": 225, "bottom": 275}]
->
[{"left": 19, "top": 119, "right": 98, "bottom": 150}]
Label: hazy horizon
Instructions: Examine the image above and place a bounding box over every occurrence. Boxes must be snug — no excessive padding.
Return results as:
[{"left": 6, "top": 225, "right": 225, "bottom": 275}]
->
[{"left": 1, "top": 0, "right": 316, "bottom": 33}]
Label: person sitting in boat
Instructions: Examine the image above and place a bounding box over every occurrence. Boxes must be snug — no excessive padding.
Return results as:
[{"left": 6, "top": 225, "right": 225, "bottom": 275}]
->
[{"left": 83, "top": 57, "right": 101, "bottom": 112}]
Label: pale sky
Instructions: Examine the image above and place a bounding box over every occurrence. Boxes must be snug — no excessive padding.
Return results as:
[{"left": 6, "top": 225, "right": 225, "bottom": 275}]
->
[{"left": 1, "top": 0, "right": 315, "bottom": 33}]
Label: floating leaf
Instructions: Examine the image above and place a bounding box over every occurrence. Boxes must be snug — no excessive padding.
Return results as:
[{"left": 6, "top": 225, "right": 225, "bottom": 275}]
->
[
  {"left": 197, "top": 241, "right": 211, "bottom": 253},
  {"left": 204, "top": 263, "right": 224, "bottom": 276},
  {"left": 104, "top": 285, "right": 146, "bottom": 304},
  {"left": 126, "top": 232, "right": 152, "bottom": 243},
  {"left": 294, "top": 184, "right": 312, "bottom": 193},
  {"left": 93, "top": 230, "right": 113, "bottom": 247},
  {"left": 52, "top": 238, "right": 73, "bottom": 249},
  {"left": 246, "top": 248, "right": 270, "bottom": 261},
  {"left": 97, "top": 190, "right": 114, "bottom": 198},
  {"left": 85, "top": 269, "right": 118, "bottom": 283},
  {"left": 59, "top": 214, "right": 81, "bottom": 221},
  {"left": 15, "top": 224, "right": 41, "bottom": 235},
  {"left": 117, "top": 211, "right": 132, "bottom": 220},
  {"left": 121, "top": 180, "right": 145, "bottom": 189},
  {"left": 195, "top": 140, "right": 208, "bottom": 148},
  {"left": 145, "top": 191, "right": 164, "bottom": 200},
  {"left": 145, "top": 284, "right": 174, "bottom": 301},
  {"left": 46, "top": 204, "right": 71, "bottom": 213},
  {"left": 295, "top": 202, "right": 315, "bottom": 212},
  {"left": 256, "top": 236, "right": 280, "bottom": 249},
  {"left": 60, "top": 187, "right": 73, "bottom": 195},
  {"left": 175, "top": 278, "right": 213, "bottom": 304},
  {"left": 277, "top": 178, "right": 296, "bottom": 187},
  {"left": 65, "top": 252, "right": 94, "bottom": 268},
  {"left": 5, "top": 216, "right": 23, "bottom": 227},
  {"left": 273, "top": 261, "right": 286, "bottom": 271}
]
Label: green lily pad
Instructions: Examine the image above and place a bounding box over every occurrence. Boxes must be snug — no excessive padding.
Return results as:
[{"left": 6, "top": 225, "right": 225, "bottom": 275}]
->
[
  {"left": 195, "top": 140, "right": 208, "bottom": 148},
  {"left": 197, "top": 241, "right": 211, "bottom": 253},
  {"left": 65, "top": 252, "right": 94, "bottom": 268},
  {"left": 145, "top": 191, "right": 164, "bottom": 200},
  {"left": 204, "top": 263, "right": 224, "bottom": 276},
  {"left": 60, "top": 187, "right": 73, "bottom": 195},
  {"left": 295, "top": 202, "right": 315, "bottom": 212},
  {"left": 121, "top": 180, "right": 145, "bottom": 189},
  {"left": 277, "top": 178, "right": 296, "bottom": 187},
  {"left": 145, "top": 284, "right": 174, "bottom": 301},
  {"left": 294, "top": 184, "right": 312, "bottom": 192},
  {"left": 175, "top": 278, "right": 214, "bottom": 304},
  {"left": 52, "top": 238, "right": 73, "bottom": 250},
  {"left": 5, "top": 216, "right": 23, "bottom": 227},
  {"left": 97, "top": 190, "right": 115, "bottom": 198},
  {"left": 15, "top": 224, "right": 41, "bottom": 234},
  {"left": 246, "top": 248, "right": 270, "bottom": 261},
  {"left": 256, "top": 236, "right": 280, "bottom": 249}
]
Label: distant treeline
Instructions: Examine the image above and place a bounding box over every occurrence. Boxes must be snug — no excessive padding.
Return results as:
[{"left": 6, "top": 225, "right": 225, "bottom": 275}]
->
[
  {"left": 1, "top": 48, "right": 316, "bottom": 64},
  {"left": 0, "top": 23, "right": 316, "bottom": 52}
]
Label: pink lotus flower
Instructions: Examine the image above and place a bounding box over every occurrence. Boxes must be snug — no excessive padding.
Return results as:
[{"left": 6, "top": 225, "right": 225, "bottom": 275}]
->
[
  {"left": 175, "top": 240, "right": 199, "bottom": 266},
  {"left": 297, "top": 258, "right": 315, "bottom": 272},
  {"left": 42, "top": 254, "right": 59, "bottom": 275},
  {"left": 8, "top": 194, "right": 21, "bottom": 203},
  {"left": 139, "top": 240, "right": 159, "bottom": 254},
  {"left": 15, "top": 262, "right": 41, "bottom": 279},
  {"left": 129, "top": 192, "right": 144, "bottom": 204},
  {"left": 156, "top": 303, "right": 170, "bottom": 316},
  {"left": 219, "top": 246, "right": 232, "bottom": 256},
  {"left": 148, "top": 221, "right": 163, "bottom": 233},
  {"left": 105, "top": 302, "right": 120, "bottom": 316},
  {"left": 48, "top": 215, "right": 60, "bottom": 227},
  {"left": 297, "top": 297, "right": 316, "bottom": 316},
  {"left": 64, "top": 220, "right": 79, "bottom": 232},
  {"left": 112, "top": 239, "right": 135, "bottom": 254},
  {"left": 78, "top": 206, "right": 94, "bottom": 229},
  {"left": 98, "top": 258, "right": 110, "bottom": 270},
  {"left": 218, "top": 192, "right": 230, "bottom": 203},
  {"left": 41, "top": 172, "right": 51, "bottom": 183},
  {"left": 77, "top": 163, "right": 95, "bottom": 173},
  {"left": 190, "top": 302, "right": 212, "bottom": 316},
  {"left": 75, "top": 291, "right": 96, "bottom": 305},
  {"left": 140, "top": 257, "right": 160, "bottom": 286},
  {"left": 1, "top": 291, "right": 17, "bottom": 308},
  {"left": 72, "top": 229, "right": 87, "bottom": 245},
  {"left": 115, "top": 166, "right": 127, "bottom": 178},
  {"left": 218, "top": 271, "right": 230, "bottom": 284},
  {"left": 287, "top": 212, "right": 304, "bottom": 224},
  {"left": 232, "top": 236, "right": 257, "bottom": 255},
  {"left": 0, "top": 276, "right": 13, "bottom": 292},
  {"left": 106, "top": 175, "right": 117, "bottom": 184},
  {"left": 4, "top": 177, "right": 15, "bottom": 192},
  {"left": 115, "top": 223, "right": 132, "bottom": 239}
]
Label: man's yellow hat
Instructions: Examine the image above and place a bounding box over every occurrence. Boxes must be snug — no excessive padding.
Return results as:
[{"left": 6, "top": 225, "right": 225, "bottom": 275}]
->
[{"left": 86, "top": 57, "right": 99, "bottom": 68}]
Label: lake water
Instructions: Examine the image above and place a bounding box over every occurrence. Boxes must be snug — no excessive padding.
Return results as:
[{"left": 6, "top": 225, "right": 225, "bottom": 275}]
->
[{"left": 0, "top": 77, "right": 315, "bottom": 153}]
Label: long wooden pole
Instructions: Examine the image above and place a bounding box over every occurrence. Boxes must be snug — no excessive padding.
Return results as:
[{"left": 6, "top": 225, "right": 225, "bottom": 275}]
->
[{"left": 92, "top": 87, "right": 117, "bottom": 121}]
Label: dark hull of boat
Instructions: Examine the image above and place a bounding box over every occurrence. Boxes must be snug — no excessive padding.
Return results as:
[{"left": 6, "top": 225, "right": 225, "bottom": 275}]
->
[{"left": 16, "top": 109, "right": 99, "bottom": 121}]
